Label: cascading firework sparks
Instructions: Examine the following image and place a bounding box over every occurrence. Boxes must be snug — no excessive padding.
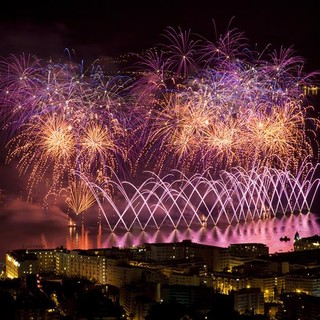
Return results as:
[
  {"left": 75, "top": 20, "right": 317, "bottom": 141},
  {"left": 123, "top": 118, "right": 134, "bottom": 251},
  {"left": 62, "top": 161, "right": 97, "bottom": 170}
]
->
[
  {"left": 60, "top": 179, "right": 96, "bottom": 216},
  {"left": 77, "top": 160, "right": 320, "bottom": 231}
]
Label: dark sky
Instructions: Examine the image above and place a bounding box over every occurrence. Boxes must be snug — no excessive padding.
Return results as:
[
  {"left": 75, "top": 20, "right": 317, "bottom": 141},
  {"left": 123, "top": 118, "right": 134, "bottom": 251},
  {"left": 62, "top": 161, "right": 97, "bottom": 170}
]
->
[{"left": 0, "top": 0, "right": 319, "bottom": 72}]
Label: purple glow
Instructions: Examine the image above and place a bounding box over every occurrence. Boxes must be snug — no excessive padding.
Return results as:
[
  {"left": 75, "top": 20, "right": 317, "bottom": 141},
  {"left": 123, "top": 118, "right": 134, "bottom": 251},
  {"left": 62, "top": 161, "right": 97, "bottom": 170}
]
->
[
  {"left": 78, "top": 159, "right": 320, "bottom": 231},
  {"left": 0, "top": 198, "right": 319, "bottom": 260},
  {"left": 100, "top": 212, "right": 320, "bottom": 254}
]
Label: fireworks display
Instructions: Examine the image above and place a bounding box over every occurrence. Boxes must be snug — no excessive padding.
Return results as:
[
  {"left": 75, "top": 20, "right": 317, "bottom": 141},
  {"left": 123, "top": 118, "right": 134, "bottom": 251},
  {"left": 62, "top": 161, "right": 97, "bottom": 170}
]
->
[
  {"left": 77, "top": 160, "right": 320, "bottom": 231},
  {"left": 1, "top": 55, "right": 133, "bottom": 199},
  {"left": 0, "top": 26, "right": 319, "bottom": 228}
]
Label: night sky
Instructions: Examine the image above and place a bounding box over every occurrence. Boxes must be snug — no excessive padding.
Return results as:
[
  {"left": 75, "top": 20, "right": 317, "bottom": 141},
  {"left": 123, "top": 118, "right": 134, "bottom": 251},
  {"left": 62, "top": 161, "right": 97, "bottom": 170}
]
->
[{"left": 0, "top": 1, "right": 319, "bottom": 71}]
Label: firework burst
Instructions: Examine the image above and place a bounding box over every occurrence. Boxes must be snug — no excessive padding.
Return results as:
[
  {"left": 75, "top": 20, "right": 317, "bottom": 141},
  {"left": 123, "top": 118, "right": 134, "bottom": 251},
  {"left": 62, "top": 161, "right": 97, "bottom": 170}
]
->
[
  {"left": 61, "top": 179, "right": 96, "bottom": 216},
  {"left": 0, "top": 23, "right": 319, "bottom": 227}
]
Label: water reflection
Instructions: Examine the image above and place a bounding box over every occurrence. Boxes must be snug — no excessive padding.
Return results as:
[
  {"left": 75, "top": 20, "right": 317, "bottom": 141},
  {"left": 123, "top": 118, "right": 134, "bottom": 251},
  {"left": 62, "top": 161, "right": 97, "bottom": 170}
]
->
[
  {"left": 1, "top": 209, "right": 320, "bottom": 261},
  {"left": 67, "top": 212, "right": 320, "bottom": 254}
]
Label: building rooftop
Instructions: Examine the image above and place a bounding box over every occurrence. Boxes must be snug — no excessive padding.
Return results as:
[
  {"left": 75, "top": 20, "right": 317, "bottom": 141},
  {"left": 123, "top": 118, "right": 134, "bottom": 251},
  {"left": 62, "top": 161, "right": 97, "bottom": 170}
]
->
[{"left": 7, "top": 250, "right": 38, "bottom": 262}]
